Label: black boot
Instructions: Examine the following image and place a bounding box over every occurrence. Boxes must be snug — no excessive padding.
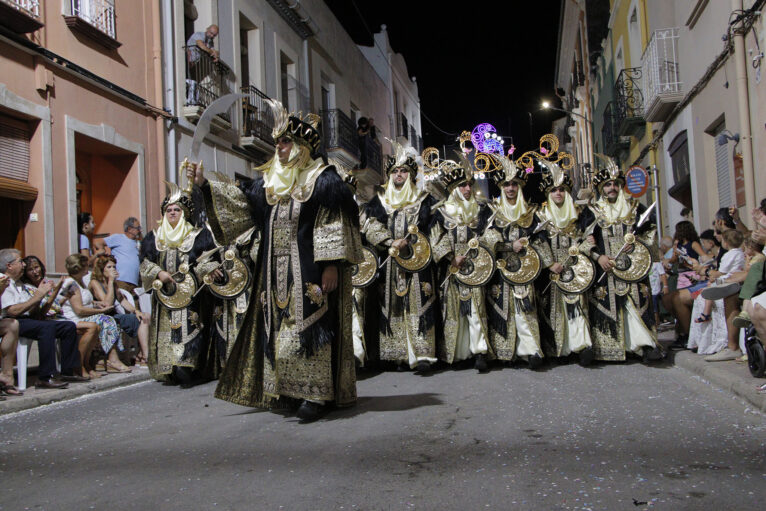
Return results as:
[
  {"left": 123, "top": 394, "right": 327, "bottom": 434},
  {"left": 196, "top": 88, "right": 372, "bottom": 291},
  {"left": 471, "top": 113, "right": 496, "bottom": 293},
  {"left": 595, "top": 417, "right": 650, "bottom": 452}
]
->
[
  {"left": 642, "top": 346, "right": 665, "bottom": 363},
  {"left": 578, "top": 347, "right": 594, "bottom": 367},
  {"left": 474, "top": 354, "right": 489, "bottom": 373},
  {"left": 296, "top": 400, "right": 326, "bottom": 422},
  {"left": 172, "top": 366, "right": 194, "bottom": 387},
  {"left": 528, "top": 354, "right": 543, "bottom": 370},
  {"left": 415, "top": 360, "right": 431, "bottom": 373}
]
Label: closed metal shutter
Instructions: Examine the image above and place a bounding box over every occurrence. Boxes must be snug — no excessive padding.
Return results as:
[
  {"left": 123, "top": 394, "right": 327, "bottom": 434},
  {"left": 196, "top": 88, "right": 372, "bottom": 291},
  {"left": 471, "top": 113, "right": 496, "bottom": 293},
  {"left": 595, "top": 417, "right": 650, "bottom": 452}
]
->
[
  {"left": 715, "top": 126, "right": 731, "bottom": 209},
  {"left": 0, "top": 115, "right": 30, "bottom": 182}
]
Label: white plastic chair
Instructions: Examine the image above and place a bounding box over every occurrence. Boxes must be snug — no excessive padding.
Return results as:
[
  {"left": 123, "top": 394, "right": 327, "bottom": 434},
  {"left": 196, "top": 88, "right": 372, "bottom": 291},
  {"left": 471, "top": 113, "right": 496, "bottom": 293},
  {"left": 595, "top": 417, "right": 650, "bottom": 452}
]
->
[{"left": 15, "top": 336, "right": 61, "bottom": 391}]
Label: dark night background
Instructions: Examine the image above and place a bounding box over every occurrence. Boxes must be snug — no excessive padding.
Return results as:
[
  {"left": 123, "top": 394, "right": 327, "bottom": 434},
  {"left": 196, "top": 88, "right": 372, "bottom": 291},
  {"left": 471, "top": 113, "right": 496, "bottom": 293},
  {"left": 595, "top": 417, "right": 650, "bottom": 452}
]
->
[{"left": 324, "top": 0, "right": 564, "bottom": 154}]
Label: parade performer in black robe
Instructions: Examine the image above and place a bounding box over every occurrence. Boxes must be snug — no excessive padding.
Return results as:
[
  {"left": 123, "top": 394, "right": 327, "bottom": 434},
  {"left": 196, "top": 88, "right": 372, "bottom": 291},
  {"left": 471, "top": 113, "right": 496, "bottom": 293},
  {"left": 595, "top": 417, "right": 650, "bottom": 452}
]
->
[
  {"left": 140, "top": 181, "right": 216, "bottom": 386},
  {"left": 361, "top": 140, "right": 439, "bottom": 372},
  {"left": 430, "top": 156, "right": 493, "bottom": 372},
  {"left": 189, "top": 99, "right": 362, "bottom": 421},
  {"left": 578, "top": 155, "right": 663, "bottom": 362},
  {"left": 535, "top": 159, "right": 595, "bottom": 365}
]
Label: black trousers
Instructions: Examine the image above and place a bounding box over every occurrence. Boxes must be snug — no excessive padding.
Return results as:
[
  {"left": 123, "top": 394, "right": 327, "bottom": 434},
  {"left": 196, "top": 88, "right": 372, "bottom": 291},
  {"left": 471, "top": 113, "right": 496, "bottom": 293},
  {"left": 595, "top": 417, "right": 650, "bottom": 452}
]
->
[{"left": 17, "top": 319, "right": 80, "bottom": 380}]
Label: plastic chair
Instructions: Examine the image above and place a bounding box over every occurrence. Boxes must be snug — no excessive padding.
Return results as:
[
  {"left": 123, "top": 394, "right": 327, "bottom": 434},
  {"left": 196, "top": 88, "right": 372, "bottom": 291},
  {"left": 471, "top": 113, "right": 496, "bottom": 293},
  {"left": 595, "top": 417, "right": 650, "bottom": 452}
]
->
[{"left": 15, "top": 336, "right": 61, "bottom": 391}]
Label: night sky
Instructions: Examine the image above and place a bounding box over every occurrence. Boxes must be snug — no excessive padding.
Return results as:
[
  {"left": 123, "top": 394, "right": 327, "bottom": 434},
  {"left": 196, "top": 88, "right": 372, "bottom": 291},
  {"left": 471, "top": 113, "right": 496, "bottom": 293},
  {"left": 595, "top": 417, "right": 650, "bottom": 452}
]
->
[{"left": 324, "top": 0, "right": 564, "bottom": 154}]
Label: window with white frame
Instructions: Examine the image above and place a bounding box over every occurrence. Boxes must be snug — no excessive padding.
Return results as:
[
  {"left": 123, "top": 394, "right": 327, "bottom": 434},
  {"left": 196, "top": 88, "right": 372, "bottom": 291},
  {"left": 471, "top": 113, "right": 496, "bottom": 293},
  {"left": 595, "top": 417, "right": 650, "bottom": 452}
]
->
[{"left": 70, "top": 0, "right": 116, "bottom": 39}]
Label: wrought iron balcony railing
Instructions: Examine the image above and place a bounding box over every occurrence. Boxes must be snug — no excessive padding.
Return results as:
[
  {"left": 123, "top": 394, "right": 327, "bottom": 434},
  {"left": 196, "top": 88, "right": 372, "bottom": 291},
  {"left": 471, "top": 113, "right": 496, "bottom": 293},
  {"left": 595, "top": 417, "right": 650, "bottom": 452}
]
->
[
  {"left": 321, "top": 109, "right": 359, "bottom": 159},
  {"left": 641, "top": 28, "right": 683, "bottom": 122},
  {"left": 240, "top": 85, "right": 274, "bottom": 145},
  {"left": 399, "top": 113, "right": 408, "bottom": 140},
  {"left": 3, "top": 0, "right": 38, "bottom": 17},
  {"left": 614, "top": 67, "right": 644, "bottom": 135},
  {"left": 184, "top": 45, "right": 232, "bottom": 121},
  {"left": 364, "top": 135, "right": 382, "bottom": 173},
  {"left": 601, "top": 101, "right": 628, "bottom": 156}
]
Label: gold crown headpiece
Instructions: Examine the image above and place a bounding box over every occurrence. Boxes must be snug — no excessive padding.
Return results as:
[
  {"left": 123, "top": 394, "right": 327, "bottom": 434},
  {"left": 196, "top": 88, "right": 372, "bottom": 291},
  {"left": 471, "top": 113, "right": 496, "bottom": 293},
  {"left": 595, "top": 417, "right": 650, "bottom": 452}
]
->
[
  {"left": 266, "top": 98, "right": 322, "bottom": 157},
  {"left": 383, "top": 137, "right": 419, "bottom": 178},
  {"left": 591, "top": 153, "right": 624, "bottom": 192},
  {"left": 161, "top": 180, "right": 194, "bottom": 218}
]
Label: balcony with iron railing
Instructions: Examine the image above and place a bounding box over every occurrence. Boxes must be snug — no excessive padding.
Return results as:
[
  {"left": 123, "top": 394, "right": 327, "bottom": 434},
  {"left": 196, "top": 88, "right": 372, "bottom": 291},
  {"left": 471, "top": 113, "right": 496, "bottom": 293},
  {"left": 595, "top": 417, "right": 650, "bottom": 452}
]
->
[
  {"left": 0, "top": 0, "right": 42, "bottom": 33},
  {"left": 64, "top": 0, "right": 120, "bottom": 49},
  {"left": 614, "top": 67, "right": 644, "bottom": 137},
  {"left": 602, "top": 101, "right": 629, "bottom": 157},
  {"left": 399, "top": 113, "right": 409, "bottom": 140},
  {"left": 240, "top": 85, "right": 275, "bottom": 155},
  {"left": 320, "top": 109, "right": 382, "bottom": 173},
  {"left": 183, "top": 45, "right": 232, "bottom": 129},
  {"left": 642, "top": 28, "right": 683, "bottom": 122}
]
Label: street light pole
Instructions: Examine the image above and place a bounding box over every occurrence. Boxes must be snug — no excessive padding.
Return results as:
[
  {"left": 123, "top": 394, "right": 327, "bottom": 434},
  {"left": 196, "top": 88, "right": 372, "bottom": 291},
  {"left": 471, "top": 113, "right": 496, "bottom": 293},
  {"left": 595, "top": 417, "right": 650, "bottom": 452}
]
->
[{"left": 527, "top": 111, "right": 534, "bottom": 146}]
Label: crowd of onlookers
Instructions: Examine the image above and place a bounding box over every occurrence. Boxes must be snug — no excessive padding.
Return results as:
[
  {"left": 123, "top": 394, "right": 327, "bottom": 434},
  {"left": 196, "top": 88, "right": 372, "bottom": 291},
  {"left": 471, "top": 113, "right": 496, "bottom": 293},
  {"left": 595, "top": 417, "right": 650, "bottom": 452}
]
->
[
  {"left": 654, "top": 202, "right": 766, "bottom": 390},
  {"left": 0, "top": 214, "right": 149, "bottom": 399}
]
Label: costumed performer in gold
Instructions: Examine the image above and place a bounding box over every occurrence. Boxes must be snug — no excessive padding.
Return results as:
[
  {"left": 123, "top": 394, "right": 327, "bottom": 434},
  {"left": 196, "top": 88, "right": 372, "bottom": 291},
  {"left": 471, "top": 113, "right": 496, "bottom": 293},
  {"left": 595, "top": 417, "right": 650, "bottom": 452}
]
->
[
  {"left": 189, "top": 99, "right": 362, "bottom": 422},
  {"left": 360, "top": 139, "right": 439, "bottom": 372},
  {"left": 139, "top": 181, "right": 216, "bottom": 386},
  {"left": 578, "top": 155, "right": 664, "bottom": 362}
]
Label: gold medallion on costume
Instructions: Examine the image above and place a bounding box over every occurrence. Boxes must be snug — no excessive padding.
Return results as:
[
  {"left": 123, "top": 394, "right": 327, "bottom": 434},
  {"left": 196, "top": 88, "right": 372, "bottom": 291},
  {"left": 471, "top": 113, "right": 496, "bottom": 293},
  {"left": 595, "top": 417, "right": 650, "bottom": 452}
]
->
[
  {"left": 549, "top": 246, "right": 595, "bottom": 294},
  {"left": 153, "top": 262, "right": 198, "bottom": 309},
  {"left": 203, "top": 249, "right": 252, "bottom": 299},
  {"left": 495, "top": 239, "right": 542, "bottom": 285},
  {"left": 448, "top": 238, "right": 496, "bottom": 288},
  {"left": 389, "top": 224, "right": 432, "bottom": 273},
  {"left": 611, "top": 233, "right": 652, "bottom": 283},
  {"left": 352, "top": 245, "right": 379, "bottom": 288}
]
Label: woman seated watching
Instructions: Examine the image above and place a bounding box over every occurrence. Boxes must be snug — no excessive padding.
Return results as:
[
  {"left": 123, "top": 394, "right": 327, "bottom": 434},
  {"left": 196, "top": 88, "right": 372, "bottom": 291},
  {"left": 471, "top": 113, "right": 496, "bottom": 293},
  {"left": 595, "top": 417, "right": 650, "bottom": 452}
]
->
[
  {"left": 21, "top": 255, "right": 101, "bottom": 379},
  {"left": 89, "top": 255, "right": 149, "bottom": 366},
  {"left": 60, "top": 253, "right": 131, "bottom": 373},
  {"left": 0, "top": 275, "right": 22, "bottom": 397}
]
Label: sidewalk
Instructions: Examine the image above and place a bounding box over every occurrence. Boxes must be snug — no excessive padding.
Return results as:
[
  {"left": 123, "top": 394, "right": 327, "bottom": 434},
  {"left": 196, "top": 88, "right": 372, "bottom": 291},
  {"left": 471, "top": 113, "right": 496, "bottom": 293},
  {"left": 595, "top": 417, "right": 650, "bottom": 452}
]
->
[
  {"left": 657, "top": 329, "right": 766, "bottom": 412},
  {"left": 0, "top": 367, "right": 151, "bottom": 415}
]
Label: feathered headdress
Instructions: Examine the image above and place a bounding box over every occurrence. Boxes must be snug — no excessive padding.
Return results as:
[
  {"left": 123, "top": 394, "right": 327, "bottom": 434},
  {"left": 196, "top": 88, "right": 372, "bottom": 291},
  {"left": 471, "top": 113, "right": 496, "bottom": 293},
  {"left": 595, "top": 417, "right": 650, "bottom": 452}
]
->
[
  {"left": 265, "top": 98, "right": 323, "bottom": 158},
  {"left": 487, "top": 153, "right": 527, "bottom": 187},
  {"left": 539, "top": 160, "right": 573, "bottom": 193},
  {"left": 161, "top": 181, "right": 195, "bottom": 218},
  {"left": 591, "top": 153, "right": 624, "bottom": 193},
  {"left": 383, "top": 137, "right": 419, "bottom": 179}
]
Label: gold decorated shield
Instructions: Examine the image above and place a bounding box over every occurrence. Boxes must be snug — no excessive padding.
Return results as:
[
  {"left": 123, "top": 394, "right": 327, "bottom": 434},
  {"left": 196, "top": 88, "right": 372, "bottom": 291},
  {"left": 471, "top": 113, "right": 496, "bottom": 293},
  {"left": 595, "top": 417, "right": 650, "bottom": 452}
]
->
[
  {"left": 153, "top": 263, "right": 197, "bottom": 310},
  {"left": 203, "top": 249, "right": 252, "bottom": 299},
  {"left": 611, "top": 237, "right": 652, "bottom": 283},
  {"left": 389, "top": 224, "right": 432, "bottom": 273},
  {"left": 495, "top": 242, "right": 542, "bottom": 285},
  {"left": 448, "top": 239, "right": 496, "bottom": 287},
  {"left": 352, "top": 245, "right": 379, "bottom": 288},
  {"left": 550, "top": 246, "right": 595, "bottom": 294}
]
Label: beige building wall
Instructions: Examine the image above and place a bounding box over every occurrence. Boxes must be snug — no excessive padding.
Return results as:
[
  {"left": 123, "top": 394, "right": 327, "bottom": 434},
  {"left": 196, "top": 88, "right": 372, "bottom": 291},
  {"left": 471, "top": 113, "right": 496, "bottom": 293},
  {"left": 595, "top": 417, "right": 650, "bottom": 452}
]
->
[{"left": 0, "top": 0, "right": 163, "bottom": 272}]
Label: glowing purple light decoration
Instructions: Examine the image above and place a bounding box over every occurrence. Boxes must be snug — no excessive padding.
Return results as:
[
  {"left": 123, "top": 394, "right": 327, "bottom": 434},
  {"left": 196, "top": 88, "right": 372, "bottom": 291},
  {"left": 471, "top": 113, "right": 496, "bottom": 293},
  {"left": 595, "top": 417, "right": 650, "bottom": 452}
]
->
[{"left": 471, "top": 123, "right": 504, "bottom": 154}]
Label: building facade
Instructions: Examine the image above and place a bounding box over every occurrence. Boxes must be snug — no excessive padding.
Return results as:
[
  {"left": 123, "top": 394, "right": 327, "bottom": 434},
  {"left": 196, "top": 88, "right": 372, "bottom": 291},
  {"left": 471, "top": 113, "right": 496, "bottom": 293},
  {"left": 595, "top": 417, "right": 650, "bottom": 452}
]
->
[{"left": 0, "top": 0, "right": 165, "bottom": 272}]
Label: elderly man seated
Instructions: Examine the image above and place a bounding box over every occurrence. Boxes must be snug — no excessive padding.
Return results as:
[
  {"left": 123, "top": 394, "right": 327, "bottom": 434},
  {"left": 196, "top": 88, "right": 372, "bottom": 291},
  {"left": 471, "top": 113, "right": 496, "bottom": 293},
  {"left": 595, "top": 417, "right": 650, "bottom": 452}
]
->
[{"left": 0, "top": 249, "right": 86, "bottom": 389}]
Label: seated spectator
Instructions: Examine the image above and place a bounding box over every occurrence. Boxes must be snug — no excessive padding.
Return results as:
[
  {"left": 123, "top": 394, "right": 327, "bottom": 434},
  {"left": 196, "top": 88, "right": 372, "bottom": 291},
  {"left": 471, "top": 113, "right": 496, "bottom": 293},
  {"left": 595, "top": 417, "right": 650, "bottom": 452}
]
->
[
  {"left": 666, "top": 221, "right": 710, "bottom": 347},
  {"left": 22, "top": 254, "right": 101, "bottom": 379},
  {"left": 89, "top": 255, "right": 149, "bottom": 367},
  {"left": 700, "top": 230, "right": 746, "bottom": 361},
  {"left": 103, "top": 217, "right": 142, "bottom": 298},
  {"left": 688, "top": 230, "right": 745, "bottom": 355},
  {"left": 0, "top": 249, "right": 84, "bottom": 389},
  {"left": 0, "top": 274, "right": 21, "bottom": 397},
  {"left": 649, "top": 252, "right": 669, "bottom": 328},
  {"left": 60, "top": 254, "right": 131, "bottom": 373}
]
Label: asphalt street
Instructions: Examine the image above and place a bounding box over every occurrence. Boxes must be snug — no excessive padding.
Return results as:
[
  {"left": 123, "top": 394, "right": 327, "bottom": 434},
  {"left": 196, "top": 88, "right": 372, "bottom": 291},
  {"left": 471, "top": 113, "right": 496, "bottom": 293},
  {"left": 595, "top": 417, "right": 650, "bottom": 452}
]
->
[{"left": 1, "top": 361, "right": 765, "bottom": 510}]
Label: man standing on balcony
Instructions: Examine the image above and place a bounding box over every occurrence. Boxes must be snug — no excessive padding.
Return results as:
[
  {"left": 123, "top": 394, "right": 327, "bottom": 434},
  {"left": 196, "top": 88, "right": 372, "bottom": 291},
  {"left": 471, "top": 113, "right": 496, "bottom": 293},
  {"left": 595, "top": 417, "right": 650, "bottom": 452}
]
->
[{"left": 186, "top": 24, "right": 219, "bottom": 106}]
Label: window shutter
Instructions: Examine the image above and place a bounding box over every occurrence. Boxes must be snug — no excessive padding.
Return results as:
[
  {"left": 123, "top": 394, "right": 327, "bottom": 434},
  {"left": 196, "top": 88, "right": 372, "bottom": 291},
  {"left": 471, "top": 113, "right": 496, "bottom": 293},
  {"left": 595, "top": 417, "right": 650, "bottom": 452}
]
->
[
  {"left": 715, "top": 135, "right": 731, "bottom": 209},
  {"left": 0, "top": 115, "right": 30, "bottom": 182}
]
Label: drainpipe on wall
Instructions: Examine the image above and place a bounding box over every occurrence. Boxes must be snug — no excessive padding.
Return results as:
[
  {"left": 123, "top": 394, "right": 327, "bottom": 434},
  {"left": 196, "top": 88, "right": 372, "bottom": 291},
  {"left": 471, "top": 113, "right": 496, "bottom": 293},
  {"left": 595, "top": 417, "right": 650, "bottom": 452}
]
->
[
  {"left": 731, "top": 0, "right": 756, "bottom": 213},
  {"left": 161, "top": 0, "right": 178, "bottom": 185}
]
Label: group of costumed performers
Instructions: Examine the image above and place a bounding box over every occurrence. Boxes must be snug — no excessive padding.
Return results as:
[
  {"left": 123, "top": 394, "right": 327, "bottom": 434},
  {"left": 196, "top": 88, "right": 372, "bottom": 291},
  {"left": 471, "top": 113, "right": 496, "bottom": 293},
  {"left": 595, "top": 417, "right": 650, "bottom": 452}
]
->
[{"left": 138, "top": 104, "right": 662, "bottom": 421}]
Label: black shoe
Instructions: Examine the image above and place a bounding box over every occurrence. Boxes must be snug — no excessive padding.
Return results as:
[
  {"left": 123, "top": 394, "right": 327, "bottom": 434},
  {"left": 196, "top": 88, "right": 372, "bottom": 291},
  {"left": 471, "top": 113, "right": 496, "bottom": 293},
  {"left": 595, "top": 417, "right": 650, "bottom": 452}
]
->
[
  {"left": 669, "top": 336, "right": 688, "bottom": 351},
  {"left": 296, "top": 400, "right": 325, "bottom": 422},
  {"left": 172, "top": 366, "right": 193, "bottom": 386},
  {"left": 578, "top": 347, "right": 594, "bottom": 367},
  {"left": 642, "top": 346, "right": 665, "bottom": 363},
  {"left": 415, "top": 361, "right": 431, "bottom": 373},
  {"left": 58, "top": 374, "right": 90, "bottom": 383},
  {"left": 35, "top": 379, "right": 69, "bottom": 390},
  {"left": 474, "top": 354, "right": 489, "bottom": 373},
  {"left": 396, "top": 362, "right": 408, "bottom": 372},
  {"left": 528, "top": 354, "right": 543, "bottom": 370}
]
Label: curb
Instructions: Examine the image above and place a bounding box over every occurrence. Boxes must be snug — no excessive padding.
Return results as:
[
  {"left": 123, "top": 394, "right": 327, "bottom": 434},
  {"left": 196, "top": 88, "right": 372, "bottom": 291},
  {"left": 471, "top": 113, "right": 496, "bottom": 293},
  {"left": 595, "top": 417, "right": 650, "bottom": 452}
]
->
[
  {"left": 0, "top": 369, "right": 152, "bottom": 416},
  {"left": 658, "top": 330, "right": 766, "bottom": 413}
]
